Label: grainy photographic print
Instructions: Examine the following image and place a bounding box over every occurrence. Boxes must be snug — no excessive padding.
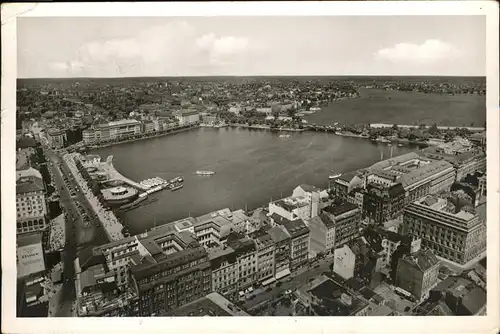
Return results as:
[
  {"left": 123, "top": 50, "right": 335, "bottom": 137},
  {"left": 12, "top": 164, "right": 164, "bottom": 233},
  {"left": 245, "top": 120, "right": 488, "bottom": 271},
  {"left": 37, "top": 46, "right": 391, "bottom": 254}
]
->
[{"left": 2, "top": 2, "right": 499, "bottom": 334}]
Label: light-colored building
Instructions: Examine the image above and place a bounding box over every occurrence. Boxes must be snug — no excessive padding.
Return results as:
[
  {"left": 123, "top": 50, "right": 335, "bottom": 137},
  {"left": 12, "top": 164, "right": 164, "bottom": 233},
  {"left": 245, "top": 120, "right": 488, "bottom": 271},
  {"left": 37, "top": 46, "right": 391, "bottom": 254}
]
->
[
  {"left": 194, "top": 209, "right": 237, "bottom": 249},
  {"left": 292, "top": 184, "right": 321, "bottom": 218},
  {"left": 269, "top": 196, "right": 314, "bottom": 221},
  {"left": 16, "top": 167, "right": 42, "bottom": 181},
  {"left": 17, "top": 232, "right": 46, "bottom": 278},
  {"left": 403, "top": 195, "right": 486, "bottom": 265},
  {"left": 142, "top": 120, "right": 155, "bottom": 133},
  {"left": 305, "top": 214, "right": 335, "bottom": 257},
  {"left": 252, "top": 230, "right": 276, "bottom": 283},
  {"left": 175, "top": 110, "right": 200, "bottom": 125},
  {"left": 333, "top": 245, "right": 356, "bottom": 280},
  {"left": 46, "top": 128, "right": 66, "bottom": 149},
  {"left": 16, "top": 176, "right": 47, "bottom": 235}
]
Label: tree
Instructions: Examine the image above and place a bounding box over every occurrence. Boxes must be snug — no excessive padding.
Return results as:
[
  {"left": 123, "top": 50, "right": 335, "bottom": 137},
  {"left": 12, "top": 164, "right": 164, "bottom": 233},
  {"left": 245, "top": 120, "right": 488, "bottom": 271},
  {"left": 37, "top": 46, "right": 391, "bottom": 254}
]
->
[{"left": 428, "top": 123, "right": 439, "bottom": 134}]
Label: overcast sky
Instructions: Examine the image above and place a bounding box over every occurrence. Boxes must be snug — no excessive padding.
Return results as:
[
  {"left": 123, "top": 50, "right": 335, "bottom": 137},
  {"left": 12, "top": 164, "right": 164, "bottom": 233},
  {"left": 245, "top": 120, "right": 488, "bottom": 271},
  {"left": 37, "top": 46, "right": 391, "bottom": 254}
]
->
[{"left": 17, "top": 16, "right": 485, "bottom": 78}]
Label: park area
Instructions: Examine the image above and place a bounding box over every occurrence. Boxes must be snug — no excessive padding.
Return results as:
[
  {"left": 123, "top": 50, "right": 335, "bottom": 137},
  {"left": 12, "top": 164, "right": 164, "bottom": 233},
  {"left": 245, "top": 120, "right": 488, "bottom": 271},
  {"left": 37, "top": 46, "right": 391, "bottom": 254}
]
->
[{"left": 304, "top": 88, "right": 486, "bottom": 127}]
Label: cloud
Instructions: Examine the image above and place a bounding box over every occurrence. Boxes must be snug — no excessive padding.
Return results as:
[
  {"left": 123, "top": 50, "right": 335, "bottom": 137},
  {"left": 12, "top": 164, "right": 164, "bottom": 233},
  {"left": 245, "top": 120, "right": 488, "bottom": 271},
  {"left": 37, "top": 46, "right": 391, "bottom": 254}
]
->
[
  {"left": 375, "top": 39, "right": 459, "bottom": 63},
  {"left": 53, "top": 21, "right": 252, "bottom": 76}
]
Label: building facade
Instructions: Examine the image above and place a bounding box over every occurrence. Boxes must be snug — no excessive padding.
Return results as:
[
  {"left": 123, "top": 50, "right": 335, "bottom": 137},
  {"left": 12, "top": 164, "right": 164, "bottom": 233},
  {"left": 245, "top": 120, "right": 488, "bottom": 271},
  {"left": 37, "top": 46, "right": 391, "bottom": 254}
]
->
[
  {"left": 46, "top": 128, "right": 66, "bottom": 149},
  {"left": 306, "top": 214, "right": 335, "bottom": 257},
  {"left": 16, "top": 176, "right": 47, "bottom": 235},
  {"left": 208, "top": 246, "right": 238, "bottom": 297},
  {"left": 402, "top": 196, "right": 486, "bottom": 265},
  {"left": 322, "top": 202, "right": 362, "bottom": 248},
  {"left": 363, "top": 182, "right": 405, "bottom": 224},
  {"left": 396, "top": 249, "right": 440, "bottom": 300},
  {"left": 130, "top": 246, "right": 212, "bottom": 316}
]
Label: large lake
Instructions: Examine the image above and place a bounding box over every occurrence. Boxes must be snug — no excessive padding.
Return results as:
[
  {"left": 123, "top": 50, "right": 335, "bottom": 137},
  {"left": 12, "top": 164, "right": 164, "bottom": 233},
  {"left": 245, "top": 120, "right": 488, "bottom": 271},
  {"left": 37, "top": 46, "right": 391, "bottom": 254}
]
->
[{"left": 92, "top": 127, "right": 415, "bottom": 234}]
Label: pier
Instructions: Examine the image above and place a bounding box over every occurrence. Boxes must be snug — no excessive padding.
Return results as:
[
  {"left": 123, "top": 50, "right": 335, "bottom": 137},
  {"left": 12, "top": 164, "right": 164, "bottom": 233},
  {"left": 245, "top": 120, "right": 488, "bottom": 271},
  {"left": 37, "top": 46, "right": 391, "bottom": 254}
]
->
[{"left": 102, "top": 156, "right": 149, "bottom": 191}]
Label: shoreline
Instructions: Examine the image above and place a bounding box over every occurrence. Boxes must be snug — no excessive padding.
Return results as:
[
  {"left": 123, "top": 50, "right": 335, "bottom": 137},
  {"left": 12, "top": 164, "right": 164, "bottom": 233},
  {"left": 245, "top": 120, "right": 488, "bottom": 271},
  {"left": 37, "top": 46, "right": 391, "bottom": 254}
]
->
[
  {"left": 228, "top": 123, "right": 307, "bottom": 132},
  {"left": 82, "top": 125, "right": 200, "bottom": 149}
]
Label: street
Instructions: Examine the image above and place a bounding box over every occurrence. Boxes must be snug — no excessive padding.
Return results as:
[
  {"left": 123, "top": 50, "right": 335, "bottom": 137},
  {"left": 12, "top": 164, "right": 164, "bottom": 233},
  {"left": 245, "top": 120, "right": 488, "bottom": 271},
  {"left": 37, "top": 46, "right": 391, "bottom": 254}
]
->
[
  {"left": 44, "top": 147, "right": 108, "bottom": 316},
  {"left": 243, "top": 257, "right": 334, "bottom": 310}
]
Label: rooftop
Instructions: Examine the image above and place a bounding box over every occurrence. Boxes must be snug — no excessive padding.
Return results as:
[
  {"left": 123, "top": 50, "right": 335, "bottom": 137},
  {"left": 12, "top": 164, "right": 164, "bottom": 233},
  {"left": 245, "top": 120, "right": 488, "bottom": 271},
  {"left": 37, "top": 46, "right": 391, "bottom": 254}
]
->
[
  {"left": 297, "top": 184, "right": 321, "bottom": 192},
  {"left": 16, "top": 176, "right": 44, "bottom": 194},
  {"left": 322, "top": 202, "right": 358, "bottom": 217},
  {"left": 282, "top": 219, "right": 309, "bottom": 238},
  {"left": 309, "top": 278, "right": 368, "bottom": 316},
  {"left": 267, "top": 225, "right": 291, "bottom": 244},
  {"left": 272, "top": 196, "right": 310, "bottom": 212},
  {"left": 401, "top": 249, "right": 440, "bottom": 273},
  {"left": 399, "top": 160, "right": 453, "bottom": 188},
  {"left": 17, "top": 232, "right": 43, "bottom": 248},
  {"left": 369, "top": 152, "right": 421, "bottom": 171},
  {"left": 166, "top": 292, "right": 249, "bottom": 316}
]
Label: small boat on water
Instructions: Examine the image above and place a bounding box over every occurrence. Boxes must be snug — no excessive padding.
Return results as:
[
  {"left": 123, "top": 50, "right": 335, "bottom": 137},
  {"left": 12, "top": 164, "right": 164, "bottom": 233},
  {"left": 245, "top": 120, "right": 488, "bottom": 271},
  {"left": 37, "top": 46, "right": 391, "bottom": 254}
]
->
[
  {"left": 398, "top": 143, "right": 404, "bottom": 147},
  {"left": 170, "top": 176, "right": 184, "bottom": 183},
  {"left": 196, "top": 170, "right": 215, "bottom": 176},
  {"left": 170, "top": 183, "right": 184, "bottom": 191},
  {"left": 329, "top": 172, "right": 342, "bottom": 180}
]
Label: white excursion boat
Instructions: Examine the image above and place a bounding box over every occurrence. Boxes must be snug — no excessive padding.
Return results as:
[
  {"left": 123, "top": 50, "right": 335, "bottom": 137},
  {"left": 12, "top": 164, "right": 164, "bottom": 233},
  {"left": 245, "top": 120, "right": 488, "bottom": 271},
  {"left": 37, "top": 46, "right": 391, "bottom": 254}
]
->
[
  {"left": 196, "top": 170, "right": 215, "bottom": 176},
  {"left": 329, "top": 173, "right": 342, "bottom": 180}
]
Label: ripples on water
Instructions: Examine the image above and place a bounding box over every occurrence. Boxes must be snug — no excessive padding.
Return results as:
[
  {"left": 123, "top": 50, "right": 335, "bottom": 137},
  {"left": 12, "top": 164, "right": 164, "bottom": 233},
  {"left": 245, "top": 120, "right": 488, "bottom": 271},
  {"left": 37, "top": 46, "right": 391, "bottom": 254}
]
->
[{"left": 92, "top": 128, "right": 415, "bottom": 234}]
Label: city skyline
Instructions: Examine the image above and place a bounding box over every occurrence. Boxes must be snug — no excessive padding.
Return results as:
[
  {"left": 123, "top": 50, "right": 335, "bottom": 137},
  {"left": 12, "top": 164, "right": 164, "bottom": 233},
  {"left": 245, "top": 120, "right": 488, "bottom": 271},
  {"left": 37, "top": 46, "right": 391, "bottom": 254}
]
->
[{"left": 18, "top": 16, "right": 485, "bottom": 78}]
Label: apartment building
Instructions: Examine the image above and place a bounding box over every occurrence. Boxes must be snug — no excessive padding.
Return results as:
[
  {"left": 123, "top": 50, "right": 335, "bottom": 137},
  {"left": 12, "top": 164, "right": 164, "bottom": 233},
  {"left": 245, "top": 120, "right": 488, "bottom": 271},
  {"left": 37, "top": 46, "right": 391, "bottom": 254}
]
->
[
  {"left": 267, "top": 225, "right": 291, "bottom": 280},
  {"left": 363, "top": 182, "right": 405, "bottom": 224},
  {"left": 208, "top": 246, "right": 238, "bottom": 297},
  {"left": 305, "top": 214, "right": 336, "bottom": 257},
  {"left": 16, "top": 176, "right": 47, "bottom": 235},
  {"left": 226, "top": 234, "right": 258, "bottom": 291},
  {"left": 130, "top": 246, "right": 212, "bottom": 316},
  {"left": 322, "top": 202, "right": 362, "bottom": 248}
]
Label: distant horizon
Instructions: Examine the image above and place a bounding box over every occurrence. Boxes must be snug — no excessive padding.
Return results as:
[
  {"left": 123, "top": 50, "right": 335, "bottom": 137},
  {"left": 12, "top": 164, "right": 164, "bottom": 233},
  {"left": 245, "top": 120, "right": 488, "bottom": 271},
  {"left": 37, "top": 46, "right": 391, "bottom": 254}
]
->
[{"left": 17, "top": 74, "right": 487, "bottom": 81}]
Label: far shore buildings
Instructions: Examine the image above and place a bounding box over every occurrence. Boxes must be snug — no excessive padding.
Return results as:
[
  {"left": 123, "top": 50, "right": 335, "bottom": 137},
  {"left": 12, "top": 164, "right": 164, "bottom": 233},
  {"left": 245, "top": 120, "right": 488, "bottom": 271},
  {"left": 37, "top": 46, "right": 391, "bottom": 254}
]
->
[
  {"left": 82, "top": 119, "right": 142, "bottom": 143},
  {"left": 402, "top": 195, "right": 486, "bottom": 265}
]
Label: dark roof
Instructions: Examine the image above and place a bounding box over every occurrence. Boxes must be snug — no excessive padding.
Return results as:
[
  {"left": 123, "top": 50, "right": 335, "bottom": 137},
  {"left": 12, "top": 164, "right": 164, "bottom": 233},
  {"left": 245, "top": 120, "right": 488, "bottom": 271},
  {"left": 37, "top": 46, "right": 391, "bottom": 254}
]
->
[
  {"left": 16, "top": 137, "right": 37, "bottom": 149},
  {"left": 16, "top": 176, "right": 44, "bottom": 194},
  {"left": 401, "top": 249, "right": 440, "bottom": 272},
  {"left": 282, "top": 219, "right": 309, "bottom": 238},
  {"left": 388, "top": 183, "right": 405, "bottom": 197},
  {"left": 318, "top": 213, "right": 335, "bottom": 229},
  {"left": 270, "top": 213, "right": 293, "bottom": 225},
  {"left": 130, "top": 246, "right": 207, "bottom": 281},
  {"left": 322, "top": 202, "right": 358, "bottom": 217},
  {"left": 78, "top": 246, "right": 106, "bottom": 272},
  {"left": 298, "top": 184, "right": 320, "bottom": 192},
  {"left": 226, "top": 236, "right": 256, "bottom": 255},
  {"left": 267, "top": 225, "right": 291, "bottom": 243},
  {"left": 309, "top": 279, "right": 367, "bottom": 316},
  {"left": 166, "top": 295, "right": 232, "bottom": 316},
  {"left": 17, "top": 232, "right": 43, "bottom": 247},
  {"left": 337, "top": 171, "right": 359, "bottom": 183}
]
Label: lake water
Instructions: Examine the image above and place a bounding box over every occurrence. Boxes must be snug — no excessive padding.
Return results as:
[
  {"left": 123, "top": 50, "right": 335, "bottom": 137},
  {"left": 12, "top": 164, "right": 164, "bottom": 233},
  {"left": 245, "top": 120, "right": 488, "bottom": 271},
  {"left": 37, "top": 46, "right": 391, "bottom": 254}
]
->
[{"left": 92, "top": 127, "right": 416, "bottom": 234}]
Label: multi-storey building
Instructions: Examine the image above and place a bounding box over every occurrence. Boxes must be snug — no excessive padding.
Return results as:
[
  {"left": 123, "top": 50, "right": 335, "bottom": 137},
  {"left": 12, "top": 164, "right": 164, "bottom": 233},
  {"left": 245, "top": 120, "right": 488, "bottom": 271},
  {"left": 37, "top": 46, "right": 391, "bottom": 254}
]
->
[
  {"left": 402, "top": 195, "right": 486, "bottom": 265},
  {"left": 83, "top": 119, "right": 142, "bottom": 143},
  {"left": 92, "top": 223, "right": 199, "bottom": 290},
  {"left": 250, "top": 229, "right": 276, "bottom": 283},
  {"left": 267, "top": 225, "right": 291, "bottom": 280},
  {"left": 142, "top": 120, "right": 155, "bottom": 133},
  {"left": 226, "top": 234, "right": 257, "bottom": 291},
  {"left": 175, "top": 110, "right": 200, "bottom": 125},
  {"left": 46, "top": 128, "right": 66, "bottom": 149},
  {"left": 208, "top": 246, "right": 238, "bottom": 297},
  {"left": 16, "top": 176, "right": 47, "bottom": 235},
  {"left": 194, "top": 209, "right": 236, "bottom": 249},
  {"left": 396, "top": 248, "right": 440, "bottom": 301},
  {"left": 282, "top": 219, "right": 310, "bottom": 272},
  {"left": 305, "top": 214, "right": 335, "bottom": 257},
  {"left": 331, "top": 171, "right": 366, "bottom": 202},
  {"left": 269, "top": 196, "right": 315, "bottom": 221},
  {"left": 129, "top": 246, "right": 212, "bottom": 316},
  {"left": 322, "top": 202, "right": 361, "bottom": 248},
  {"left": 363, "top": 182, "right": 405, "bottom": 224}
]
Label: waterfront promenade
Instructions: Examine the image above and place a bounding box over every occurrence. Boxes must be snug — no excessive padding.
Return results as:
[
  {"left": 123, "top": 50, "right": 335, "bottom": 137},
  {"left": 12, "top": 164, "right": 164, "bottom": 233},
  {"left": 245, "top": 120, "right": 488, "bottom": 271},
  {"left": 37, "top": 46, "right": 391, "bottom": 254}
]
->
[
  {"left": 101, "top": 156, "right": 148, "bottom": 191},
  {"left": 370, "top": 123, "right": 486, "bottom": 132},
  {"left": 63, "top": 153, "right": 124, "bottom": 242}
]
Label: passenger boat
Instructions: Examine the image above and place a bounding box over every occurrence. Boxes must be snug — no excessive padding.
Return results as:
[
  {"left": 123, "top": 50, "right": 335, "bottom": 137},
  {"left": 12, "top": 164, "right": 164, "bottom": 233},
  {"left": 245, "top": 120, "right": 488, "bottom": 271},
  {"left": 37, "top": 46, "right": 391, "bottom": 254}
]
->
[
  {"left": 196, "top": 170, "right": 215, "bottom": 176},
  {"left": 170, "top": 183, "right": 184, "bottom": 191},
  {"left": 329, "top": 172, "right": 342, "bottom": 180}
]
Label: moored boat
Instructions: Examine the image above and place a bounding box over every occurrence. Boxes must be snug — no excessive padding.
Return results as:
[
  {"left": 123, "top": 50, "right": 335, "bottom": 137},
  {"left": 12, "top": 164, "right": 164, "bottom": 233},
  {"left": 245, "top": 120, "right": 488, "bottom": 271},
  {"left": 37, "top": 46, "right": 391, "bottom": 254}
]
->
[
  {"left": 329, "top": 172, "right": 342, "bottom": 180},
  {"left": 170, "top": 183, "right": 184, "bottom": 191}
]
